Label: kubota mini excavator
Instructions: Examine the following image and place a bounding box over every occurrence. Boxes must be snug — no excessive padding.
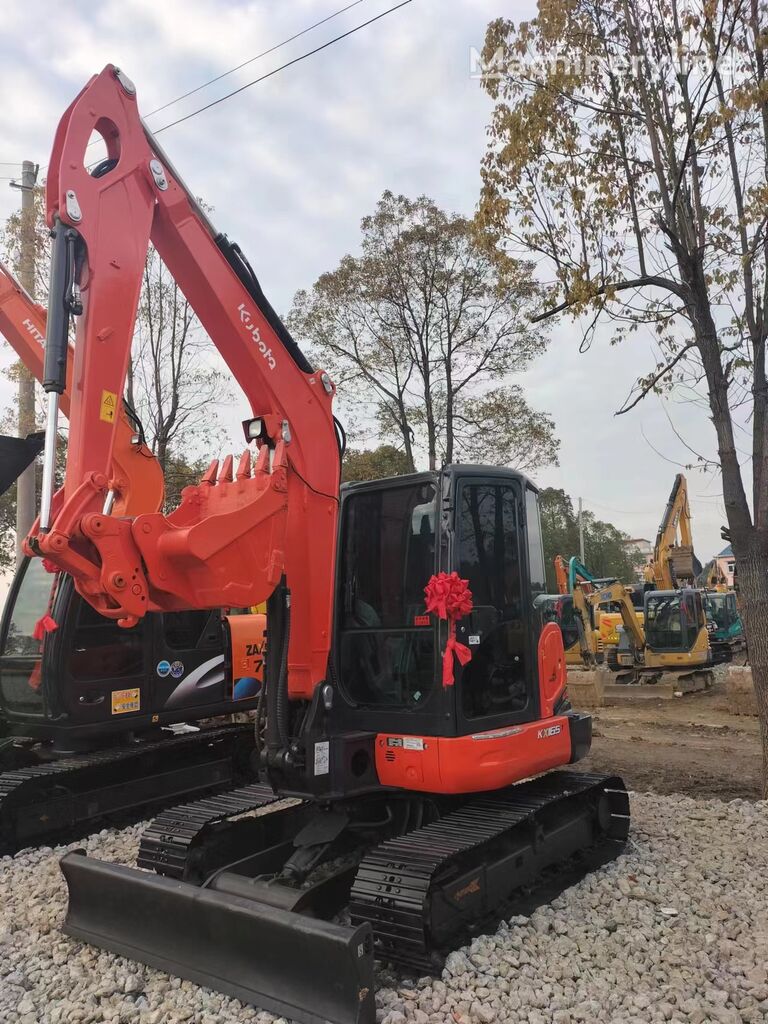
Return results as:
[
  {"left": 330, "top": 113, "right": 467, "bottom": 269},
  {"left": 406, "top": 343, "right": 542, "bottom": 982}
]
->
[
  {"left": 0, "top": 259, "right": 266, "bottom": 851},
  {"left": 26, "top": 67, "right": 629, "bottom": 1024}
]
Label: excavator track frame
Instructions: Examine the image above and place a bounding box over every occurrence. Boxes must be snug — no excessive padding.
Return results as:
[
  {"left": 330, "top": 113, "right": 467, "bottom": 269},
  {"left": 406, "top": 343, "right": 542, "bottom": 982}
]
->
[{"left": 0, "top": 723, "right": 253, "bottom": 852}]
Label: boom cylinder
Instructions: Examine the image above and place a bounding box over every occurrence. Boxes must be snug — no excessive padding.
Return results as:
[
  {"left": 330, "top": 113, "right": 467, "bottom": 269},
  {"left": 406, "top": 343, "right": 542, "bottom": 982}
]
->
[{"left": 39, "top": 220, "right": 75, "bottom": 530}]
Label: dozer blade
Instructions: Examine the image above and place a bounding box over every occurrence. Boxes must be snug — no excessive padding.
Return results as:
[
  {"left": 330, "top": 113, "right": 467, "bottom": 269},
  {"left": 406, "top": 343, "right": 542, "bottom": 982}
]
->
[{"left": 61, "top": 852, "right": 376, "bottom": 1024}]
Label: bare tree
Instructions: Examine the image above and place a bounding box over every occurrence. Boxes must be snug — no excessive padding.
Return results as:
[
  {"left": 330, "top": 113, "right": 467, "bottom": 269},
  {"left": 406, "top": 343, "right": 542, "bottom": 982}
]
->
[
  {"left": 478, "top": 0, "right": 768, "bottom": 792},
  {"left": 289, "top": 191, "right": 559, "bottom": 473},
  {"left": 128, "top": 245, "right": 230, "bottom": 478}
]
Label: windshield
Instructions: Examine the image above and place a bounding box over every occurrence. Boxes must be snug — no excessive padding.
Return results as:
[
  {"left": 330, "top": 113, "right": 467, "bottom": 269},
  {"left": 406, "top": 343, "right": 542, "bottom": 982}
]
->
[
  {"left": 644, "top": 593, "right": 683, "bottom": 649},
  {"left": 705, "top": 593, "right": 729, "bottom": 628}
]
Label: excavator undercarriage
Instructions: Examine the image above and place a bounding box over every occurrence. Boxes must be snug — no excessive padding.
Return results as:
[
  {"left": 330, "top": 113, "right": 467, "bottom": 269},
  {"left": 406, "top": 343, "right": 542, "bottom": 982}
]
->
[{"left": 62, "top": 771, "right": 628, "bottom": 1024}]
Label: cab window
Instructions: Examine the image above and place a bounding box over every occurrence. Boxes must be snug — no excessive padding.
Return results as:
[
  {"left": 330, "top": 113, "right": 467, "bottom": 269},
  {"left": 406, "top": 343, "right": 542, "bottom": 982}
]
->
[
  {"left": 338, "top": 481, "right": 436, "bottom": 707},
  {"left": 457, "top": 481, "right": 528, "bottom": 719},
  {"left": 68, "top": 599, "right": 144, "bottom": 681},
  {"left": 1, "top": 557, "right": 56, "bottom": 658}
]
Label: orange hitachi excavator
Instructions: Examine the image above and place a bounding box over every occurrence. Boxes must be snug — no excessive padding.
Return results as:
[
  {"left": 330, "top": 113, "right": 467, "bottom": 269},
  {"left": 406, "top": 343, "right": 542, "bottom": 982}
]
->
[
  {"left": 32, "top": 67, "right": 629, "bottom": 1024},
  {"left": 0, "top": 260, "right": 267, "bottom": 852}
]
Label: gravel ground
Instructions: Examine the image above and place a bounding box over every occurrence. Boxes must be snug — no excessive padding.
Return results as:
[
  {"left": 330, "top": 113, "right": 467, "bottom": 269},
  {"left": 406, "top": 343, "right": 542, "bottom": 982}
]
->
[{"left": 1, "top": 792, "right": 767, "bottom": 1024}]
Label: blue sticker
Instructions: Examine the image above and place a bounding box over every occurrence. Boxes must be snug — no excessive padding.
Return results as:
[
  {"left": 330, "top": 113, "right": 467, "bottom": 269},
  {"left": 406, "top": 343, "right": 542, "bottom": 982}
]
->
[
  {"left": 170, "top": 660, "right": 184, "bottom": 679},
  {"left": 156, "top": 660, "right": 171, "bottom": 678}
]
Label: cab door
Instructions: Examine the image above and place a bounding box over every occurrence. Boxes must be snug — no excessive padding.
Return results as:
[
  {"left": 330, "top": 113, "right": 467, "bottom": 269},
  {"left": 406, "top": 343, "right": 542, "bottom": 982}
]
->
[{"left": 454, "top": 476, "right": 539, "bottom": 730}]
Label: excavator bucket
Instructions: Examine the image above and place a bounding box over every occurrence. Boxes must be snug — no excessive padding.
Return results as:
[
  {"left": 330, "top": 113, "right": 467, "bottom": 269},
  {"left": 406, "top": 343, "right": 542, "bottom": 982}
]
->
[
  {"left": 0, "top": 431, "right": 44, "bottom": 495},
  {"left": 61, "top": 851, "right": 376, "bottom": 1024}
]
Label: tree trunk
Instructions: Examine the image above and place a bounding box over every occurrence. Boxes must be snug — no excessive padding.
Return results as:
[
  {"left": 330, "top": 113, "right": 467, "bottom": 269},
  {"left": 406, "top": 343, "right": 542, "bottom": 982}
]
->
[{"left": 730, "top": 548, "right": 768, "bottom": 798}]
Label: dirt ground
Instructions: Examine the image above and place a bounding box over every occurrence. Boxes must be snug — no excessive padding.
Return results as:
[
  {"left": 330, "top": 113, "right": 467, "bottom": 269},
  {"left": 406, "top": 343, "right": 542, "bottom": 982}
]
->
[{"left": 576, "top": 670, "right": 763, "bottom": 800}]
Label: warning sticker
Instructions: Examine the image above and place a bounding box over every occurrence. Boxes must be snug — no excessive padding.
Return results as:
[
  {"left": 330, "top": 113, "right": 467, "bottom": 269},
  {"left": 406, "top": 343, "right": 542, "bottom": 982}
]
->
[
  {"left": 112, "top": 687, "right": 140, "bottom": 714},
  {"left": 314, "top": 740, "right": 330, "bottom": 776},
  {"left": 100, "top": 389, "right": 117, "bottom": 423}
]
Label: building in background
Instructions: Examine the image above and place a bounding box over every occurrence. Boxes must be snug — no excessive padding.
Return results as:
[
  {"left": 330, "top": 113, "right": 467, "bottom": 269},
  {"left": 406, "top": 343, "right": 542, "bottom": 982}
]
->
[
  {"left": 715, "top": 544, "right": 736, "bottom": 587},
  {"left": 622, "top": 538, "right": 653, "bottom": 582}
]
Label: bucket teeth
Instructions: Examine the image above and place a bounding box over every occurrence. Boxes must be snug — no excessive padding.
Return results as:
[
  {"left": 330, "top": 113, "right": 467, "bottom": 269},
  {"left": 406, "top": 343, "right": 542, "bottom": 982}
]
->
[
  {"left": 200, "top": 459, "right": 219, "bottom": 486},
  {"left": 236, "top": 450, "right": 252, "bottom": 480},
  {"left": 254, "top": 445, "right": 270, "bottom": 476},
  {"left": 219, "top": 454, "right": 234, "bottom": 483}
]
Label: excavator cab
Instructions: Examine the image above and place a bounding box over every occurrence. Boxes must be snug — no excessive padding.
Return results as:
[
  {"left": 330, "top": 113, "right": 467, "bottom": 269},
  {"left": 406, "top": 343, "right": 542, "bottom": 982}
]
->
[
  {"left": 0, "top": 556, "right": 262, "bottom": 747},
  {"left": 643, "top": 588, "right": 707, "bottom": 655},
  {"left": 292, "top": 465, "right": 585, "bottom": 800},
  {"left": 335, "top": 467, "right": 549, "bottom": 732}
]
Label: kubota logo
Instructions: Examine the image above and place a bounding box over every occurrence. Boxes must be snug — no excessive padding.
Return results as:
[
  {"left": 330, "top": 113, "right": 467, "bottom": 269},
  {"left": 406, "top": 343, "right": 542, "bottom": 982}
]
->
[
  {"left": 23, "top": 318, "right": 44, "bottom": 344},
  {"left": 238, "top": 304, "right": 276, "bottom": 370}
]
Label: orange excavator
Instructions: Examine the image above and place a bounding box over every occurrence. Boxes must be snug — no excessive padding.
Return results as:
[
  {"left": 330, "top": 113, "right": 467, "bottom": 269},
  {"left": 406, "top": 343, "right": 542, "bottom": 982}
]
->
[
  {"left": 30, "top": 67, "right": 628, "bottom": 1024},
  {"left": 0, "top": 261, "right": 266, "bottom": 852}
]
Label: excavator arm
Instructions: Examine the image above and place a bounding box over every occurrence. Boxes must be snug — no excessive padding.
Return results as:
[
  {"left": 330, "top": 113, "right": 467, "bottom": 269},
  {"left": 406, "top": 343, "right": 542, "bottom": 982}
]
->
[
  {"left": 26, "top": 65, "right": 340, "bottom": 699},
  {"left": 0, "top": 259, "right": 163, "bottom": 514},
  {"left": 587, "top": 582, "right": 645, "bottom": 652},
  {"left": 650, "top": 474, "right": 697, "bottom": 589}
]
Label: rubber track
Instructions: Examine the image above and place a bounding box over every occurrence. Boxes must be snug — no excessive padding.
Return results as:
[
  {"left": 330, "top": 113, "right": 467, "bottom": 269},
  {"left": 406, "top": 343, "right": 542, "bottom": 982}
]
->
[
  {"left": 0, "top": 725, "right": 248, "bottom": 847},
  {"left": 137, "top": 783, "right": 280, "bottom": 878},
  {"left": 349, "top": 771, "right": 628, "bottom": 972}
]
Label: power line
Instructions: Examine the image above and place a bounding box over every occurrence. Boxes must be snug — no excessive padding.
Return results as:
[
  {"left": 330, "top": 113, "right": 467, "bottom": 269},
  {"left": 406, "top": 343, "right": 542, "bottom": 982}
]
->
[
  {"left": 145, "top": 0, "right": 368, "bottom": 119},
  {"left": 154, "top": 0, "right": 415, "bottom": 135}
]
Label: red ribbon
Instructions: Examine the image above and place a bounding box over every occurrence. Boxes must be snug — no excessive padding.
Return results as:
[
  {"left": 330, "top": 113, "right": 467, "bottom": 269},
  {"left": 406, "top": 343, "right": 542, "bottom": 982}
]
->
[
  {"left": 32, "top": 614, "right": 58, "bottom": 641},
  {"left": 424, "top": 571, "right": 473, "bottom": 686}
]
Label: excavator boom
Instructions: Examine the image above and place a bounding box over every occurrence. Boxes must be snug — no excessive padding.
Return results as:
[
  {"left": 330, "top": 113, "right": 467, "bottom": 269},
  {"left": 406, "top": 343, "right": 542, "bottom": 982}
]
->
[
  {"left": 650, "top": 474, "right": 698, "bottom": 589},
  {"left": 28, "top": 65, "right": 340, "bottom": 698},
  {"left": 0, "top": 259, "right": 163, "bottom": 514}
]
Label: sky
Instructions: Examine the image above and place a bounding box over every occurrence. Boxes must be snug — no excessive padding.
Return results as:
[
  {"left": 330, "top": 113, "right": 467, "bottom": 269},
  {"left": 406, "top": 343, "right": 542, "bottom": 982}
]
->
[{"left": 0, "top": 0, "right": 736, "bottom": 582}]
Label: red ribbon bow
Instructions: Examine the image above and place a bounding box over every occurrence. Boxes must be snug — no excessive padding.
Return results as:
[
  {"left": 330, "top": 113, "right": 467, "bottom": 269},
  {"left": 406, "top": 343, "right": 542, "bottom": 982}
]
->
[{"left": 424, "top": 571, "right": 473, "bottom": 686}]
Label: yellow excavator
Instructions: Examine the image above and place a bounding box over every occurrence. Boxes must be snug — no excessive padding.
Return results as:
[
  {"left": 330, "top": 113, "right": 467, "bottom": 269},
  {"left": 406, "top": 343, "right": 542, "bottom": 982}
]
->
[
  {"left": 591, "top": 582, "right": 715, "bottom": 687},
  {"left": 544, "top": 556, "right": 604, "bottom": 667},
  {"left": 644, "top": 474, "right": 700, "bottom": 589},
  {"left": 549, "top": 556, "right": 641, "bottom": 665}
]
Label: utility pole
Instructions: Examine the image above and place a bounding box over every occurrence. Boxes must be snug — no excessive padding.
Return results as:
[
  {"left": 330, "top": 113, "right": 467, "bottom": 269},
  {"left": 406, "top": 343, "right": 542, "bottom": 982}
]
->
[
  {"left": 578, "top": 496, "right": 585, "bottom": 564},
  {"left": 15, "top": 159, "right": 39, "bottom": 564}
]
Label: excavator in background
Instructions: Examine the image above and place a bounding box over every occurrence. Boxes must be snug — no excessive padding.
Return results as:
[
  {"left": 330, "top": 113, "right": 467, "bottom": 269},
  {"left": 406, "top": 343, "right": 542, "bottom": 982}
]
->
[
  {"left": 549, "top": 555, "right": 643, "bottom": 664},
  {"left": 603, "top": 583, "right": 717, "bottom": 686},
  {"left": 23, "top": 67, "right": 630, "bottom": 1024},
  {"left": 552, "top": 559, "right": 716, "bottom": 687},
  {"left": 547, "top": 555, "right": 604, "bottom": 666},
  {"left": 0, "top": 260, "right": 266, "bottom": 852},
  {"left": 699, "top": 558, "right": 728, "bottom": 591},
  {"left": 644, "top": 473, "right": 701, "bottom": 589},
  {"left": 703, "top": 590, "right": 745, "bottom": 659},
  {"left": 639, "top": 475, "right": 739, "bottom": 667}
]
